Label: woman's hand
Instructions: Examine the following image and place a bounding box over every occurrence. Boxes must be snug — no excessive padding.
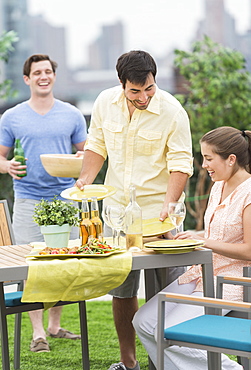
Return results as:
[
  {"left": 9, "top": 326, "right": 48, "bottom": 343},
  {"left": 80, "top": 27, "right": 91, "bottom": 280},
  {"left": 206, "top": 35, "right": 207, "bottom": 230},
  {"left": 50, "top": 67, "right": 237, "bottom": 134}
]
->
[{"left": 174, "top": 230, "right": 205, "bottom": 240}]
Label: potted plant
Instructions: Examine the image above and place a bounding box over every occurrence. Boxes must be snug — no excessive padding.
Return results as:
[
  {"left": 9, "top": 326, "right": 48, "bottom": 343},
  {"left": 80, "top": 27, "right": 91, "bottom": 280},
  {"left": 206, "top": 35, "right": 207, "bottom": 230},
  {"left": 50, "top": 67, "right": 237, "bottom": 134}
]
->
[{"left": 33, "top": 196, "right": 80, "bottom": 248}]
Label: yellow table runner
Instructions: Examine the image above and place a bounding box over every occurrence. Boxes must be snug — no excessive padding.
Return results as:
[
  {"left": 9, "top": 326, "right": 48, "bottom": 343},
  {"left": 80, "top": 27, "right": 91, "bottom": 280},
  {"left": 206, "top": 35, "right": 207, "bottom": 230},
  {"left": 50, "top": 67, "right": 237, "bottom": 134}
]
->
[{"left": 22, "top": 239, "right": 132, "bottom": 309}]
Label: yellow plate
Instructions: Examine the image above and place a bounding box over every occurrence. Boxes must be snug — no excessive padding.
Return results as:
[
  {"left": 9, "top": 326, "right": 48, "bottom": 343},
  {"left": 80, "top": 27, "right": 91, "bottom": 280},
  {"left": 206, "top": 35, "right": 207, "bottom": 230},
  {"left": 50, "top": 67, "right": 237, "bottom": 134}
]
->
[
  {"left": 142, "top": 217, "right": 175, "bottom": 237},
  {"left": 61, "top": 184, "right": 117, "bottom": 202},
  {"left": 26, "top": 249, "right": 125, "bottom": 258},
  {"left": 144, "top": 239, "right": 205, "bottom": 248},
  {"left": 144, "top": 246, "right": 197, "bottom": 254}
]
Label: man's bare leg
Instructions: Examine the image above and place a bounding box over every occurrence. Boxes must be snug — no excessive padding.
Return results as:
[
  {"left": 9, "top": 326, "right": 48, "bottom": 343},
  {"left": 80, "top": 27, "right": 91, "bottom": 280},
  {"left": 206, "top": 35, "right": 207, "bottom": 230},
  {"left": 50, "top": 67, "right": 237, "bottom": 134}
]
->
[{"left": 112, "top": 296, "right": 139, "bottom": 369}]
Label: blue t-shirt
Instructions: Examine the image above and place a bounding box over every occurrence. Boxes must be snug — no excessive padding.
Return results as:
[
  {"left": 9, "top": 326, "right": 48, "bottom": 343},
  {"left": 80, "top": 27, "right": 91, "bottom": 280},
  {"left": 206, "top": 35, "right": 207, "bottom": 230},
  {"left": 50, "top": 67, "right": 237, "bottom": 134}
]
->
[{"left": 0, "top": 99, "right": 87, "bottom": 200}]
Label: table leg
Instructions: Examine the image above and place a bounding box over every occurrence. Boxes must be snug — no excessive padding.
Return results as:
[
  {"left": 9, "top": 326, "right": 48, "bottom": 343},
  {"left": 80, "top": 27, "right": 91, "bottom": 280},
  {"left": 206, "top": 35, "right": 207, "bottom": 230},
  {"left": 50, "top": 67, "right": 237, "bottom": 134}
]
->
[
  {"left": 202, "top": 263, "right": 214, "bottom": 298},
  {"left": 144, "top": 269, "right": 156, "bottom": 301},
  {"left": 202, "top": 261, "right": 215, "bottom": 315},
  {"left": 0, "top": 282, "right": 10, "bottom": 370},
  {"left": 144, "top": 269, "right": 168, "bottom": 370},
  {"left": 79, "top": 301, "right": 90, "bottom": 370}
]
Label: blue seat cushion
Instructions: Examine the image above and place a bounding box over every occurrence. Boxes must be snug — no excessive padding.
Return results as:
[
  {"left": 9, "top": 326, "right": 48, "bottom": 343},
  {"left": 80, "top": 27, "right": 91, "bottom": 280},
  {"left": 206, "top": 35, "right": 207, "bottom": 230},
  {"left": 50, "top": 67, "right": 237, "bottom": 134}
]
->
[
  {"left": 164, "top": 315, "right": 251, "bottom": 352},
  {"left": 4, "top": 291, "right": 23, "bottom": 306}
]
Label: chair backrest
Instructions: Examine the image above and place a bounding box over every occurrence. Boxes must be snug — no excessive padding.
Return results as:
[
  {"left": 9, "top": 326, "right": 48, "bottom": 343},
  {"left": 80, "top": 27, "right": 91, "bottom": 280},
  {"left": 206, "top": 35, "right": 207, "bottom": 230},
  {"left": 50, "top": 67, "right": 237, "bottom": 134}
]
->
[{"left": 0, "top": 200, "right": 15, "bottom": 246}]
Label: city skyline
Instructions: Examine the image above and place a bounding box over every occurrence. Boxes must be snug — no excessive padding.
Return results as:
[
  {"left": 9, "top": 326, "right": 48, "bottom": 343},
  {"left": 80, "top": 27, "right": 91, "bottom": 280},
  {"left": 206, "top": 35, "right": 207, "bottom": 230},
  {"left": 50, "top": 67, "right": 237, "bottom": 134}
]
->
[
  {"left": 1, "top": 0, "right": 251, "bottom": 113},
  {"left": 28, "top": 0, "right": 251, "bottom": 68}
]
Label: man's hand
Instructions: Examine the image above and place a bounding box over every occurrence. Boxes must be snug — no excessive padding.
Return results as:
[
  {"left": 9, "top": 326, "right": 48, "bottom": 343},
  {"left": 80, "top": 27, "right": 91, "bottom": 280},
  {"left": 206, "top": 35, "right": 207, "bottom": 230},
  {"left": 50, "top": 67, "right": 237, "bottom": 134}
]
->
[
  {"left": 159, "top": 206, "right": 168, "bottom": 222},
  {"left": 75, "top": 178, "right": 86, "bottom": 190},
  {"left": 74, "top": 151, "right": 84, "bottom": 157},
  {"left": 7, "top": 158, "right": 27, "bottom": 180}
]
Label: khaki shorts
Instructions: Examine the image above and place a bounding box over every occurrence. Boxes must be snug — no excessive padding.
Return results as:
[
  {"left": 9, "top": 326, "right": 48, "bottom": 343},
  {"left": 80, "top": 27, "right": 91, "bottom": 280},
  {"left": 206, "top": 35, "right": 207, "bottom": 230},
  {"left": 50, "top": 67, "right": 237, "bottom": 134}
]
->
[{"left": 109, "top": 270, "right": 141, "bottom": 298}]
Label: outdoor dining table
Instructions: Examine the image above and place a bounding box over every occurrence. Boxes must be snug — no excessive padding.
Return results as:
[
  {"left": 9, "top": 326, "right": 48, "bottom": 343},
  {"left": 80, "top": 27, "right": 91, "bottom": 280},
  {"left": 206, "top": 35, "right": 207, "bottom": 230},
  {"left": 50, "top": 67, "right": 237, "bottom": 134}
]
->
[{"left": 0, "top": 243, "right": 214, "bottom": 370}]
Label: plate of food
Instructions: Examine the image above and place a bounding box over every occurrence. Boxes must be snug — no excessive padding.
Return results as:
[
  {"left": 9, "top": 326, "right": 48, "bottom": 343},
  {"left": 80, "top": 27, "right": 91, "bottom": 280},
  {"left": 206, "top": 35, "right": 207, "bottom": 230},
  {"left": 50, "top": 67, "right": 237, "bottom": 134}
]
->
[
  {"left": 61, "top": 184, "right": 117, "bottom": 202},
  {"left": 26, "top": 238, "right": 125, "bottom": 258},
  {"left": 142, "top": 217, "right": 175, "bottom": 237}
]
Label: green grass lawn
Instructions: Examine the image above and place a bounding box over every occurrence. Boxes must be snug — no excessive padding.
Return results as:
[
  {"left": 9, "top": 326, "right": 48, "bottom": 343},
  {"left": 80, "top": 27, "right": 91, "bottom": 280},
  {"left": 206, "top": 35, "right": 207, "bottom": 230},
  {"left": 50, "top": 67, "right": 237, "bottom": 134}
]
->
[
  {"left": 4, "top": 300, "right": 149, "bottom": 370},
  {"left": 3, "top": 299, "right": 238, "bottom": 369}
]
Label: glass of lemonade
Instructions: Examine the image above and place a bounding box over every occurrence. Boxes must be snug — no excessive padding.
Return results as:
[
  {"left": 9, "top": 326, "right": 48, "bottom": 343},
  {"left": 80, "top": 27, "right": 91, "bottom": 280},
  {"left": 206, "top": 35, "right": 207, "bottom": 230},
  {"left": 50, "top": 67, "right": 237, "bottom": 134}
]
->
[{"left": 168, "top": 202, "right": 186, "bottom": 234}]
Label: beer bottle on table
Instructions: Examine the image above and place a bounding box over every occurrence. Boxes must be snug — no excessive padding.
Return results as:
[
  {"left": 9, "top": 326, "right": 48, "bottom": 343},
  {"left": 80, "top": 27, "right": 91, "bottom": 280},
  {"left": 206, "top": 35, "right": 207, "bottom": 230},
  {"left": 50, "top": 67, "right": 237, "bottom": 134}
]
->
[
  {"left": 14, "top": 139, "right": 27, "bottom": 177},
  {"left": 125, "top": 184, "right": 143, "bottom": 251},
  {"left": 80, "top": 198, "right": 95, "bottom": 245},
  {"left": 90, "top": 197, "right": 103, "bottom": 241}
]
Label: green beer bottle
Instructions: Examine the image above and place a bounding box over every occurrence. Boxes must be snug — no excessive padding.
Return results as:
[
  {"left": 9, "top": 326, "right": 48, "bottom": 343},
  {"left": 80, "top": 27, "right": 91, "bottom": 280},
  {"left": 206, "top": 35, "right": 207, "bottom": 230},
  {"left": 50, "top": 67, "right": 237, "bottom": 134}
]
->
[{"left": 14, "top": 139, "right": 27, "bottom": 177}]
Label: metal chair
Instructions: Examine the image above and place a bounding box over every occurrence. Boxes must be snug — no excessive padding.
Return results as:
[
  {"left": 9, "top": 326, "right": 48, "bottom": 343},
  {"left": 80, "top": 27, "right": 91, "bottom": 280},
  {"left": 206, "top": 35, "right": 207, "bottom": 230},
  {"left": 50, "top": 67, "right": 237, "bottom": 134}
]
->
[
  {"left": 217, "top": 272, "right": 251, "bottom": 370},
  {"left": 0, "top": 200, "right": 89, "bottom": 370},
  {"left": 157, "top": 275, "right": 251, "bottom": 370}
]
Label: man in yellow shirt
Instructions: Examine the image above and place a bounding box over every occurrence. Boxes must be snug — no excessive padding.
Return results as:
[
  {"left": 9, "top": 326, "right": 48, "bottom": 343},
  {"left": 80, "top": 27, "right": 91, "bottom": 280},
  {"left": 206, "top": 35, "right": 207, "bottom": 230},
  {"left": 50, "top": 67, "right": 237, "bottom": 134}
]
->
[{"left": 76, "top": 50, "right": 193, "bottom": 370}]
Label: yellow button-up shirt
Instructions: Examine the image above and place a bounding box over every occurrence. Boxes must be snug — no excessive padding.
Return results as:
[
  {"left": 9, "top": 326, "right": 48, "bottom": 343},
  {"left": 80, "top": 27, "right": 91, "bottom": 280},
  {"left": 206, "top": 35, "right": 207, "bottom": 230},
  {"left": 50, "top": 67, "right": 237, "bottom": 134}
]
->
[{"left": 85, "top": 85, "right": 193, "bottom": 219}]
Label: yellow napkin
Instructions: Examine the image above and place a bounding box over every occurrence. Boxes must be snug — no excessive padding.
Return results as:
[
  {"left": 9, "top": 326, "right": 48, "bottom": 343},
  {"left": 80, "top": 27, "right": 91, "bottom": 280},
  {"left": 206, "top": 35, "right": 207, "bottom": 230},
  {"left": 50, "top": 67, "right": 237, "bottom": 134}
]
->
[{"left": 22, "top": 250, "right": 132, "bottom": 309}]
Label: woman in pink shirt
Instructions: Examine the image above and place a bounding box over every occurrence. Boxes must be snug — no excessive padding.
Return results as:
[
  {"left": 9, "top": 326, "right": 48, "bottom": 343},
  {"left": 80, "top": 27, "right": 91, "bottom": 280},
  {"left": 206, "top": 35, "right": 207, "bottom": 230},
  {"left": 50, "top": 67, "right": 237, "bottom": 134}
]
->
[{"left": 133, "top": 126, "right": 251, "bottom": 370}]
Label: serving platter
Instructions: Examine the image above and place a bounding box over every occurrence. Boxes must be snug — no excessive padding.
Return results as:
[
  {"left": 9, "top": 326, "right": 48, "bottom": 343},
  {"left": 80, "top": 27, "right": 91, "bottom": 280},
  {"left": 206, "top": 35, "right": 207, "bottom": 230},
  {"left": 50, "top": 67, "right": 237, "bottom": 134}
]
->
[
  {"left": 26, "top": 249, "right": 125, "bottom": 258},
  {"left": 61, "top": 184, "right": 117, "bottom": 202}
]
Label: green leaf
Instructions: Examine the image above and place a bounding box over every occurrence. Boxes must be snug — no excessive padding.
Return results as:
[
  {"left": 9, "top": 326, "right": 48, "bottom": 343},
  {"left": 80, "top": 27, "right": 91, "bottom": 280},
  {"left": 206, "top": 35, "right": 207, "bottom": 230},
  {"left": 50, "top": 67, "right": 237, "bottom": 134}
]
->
[{"left": 33, "top": 196, "right": 79, "bottom": 226}]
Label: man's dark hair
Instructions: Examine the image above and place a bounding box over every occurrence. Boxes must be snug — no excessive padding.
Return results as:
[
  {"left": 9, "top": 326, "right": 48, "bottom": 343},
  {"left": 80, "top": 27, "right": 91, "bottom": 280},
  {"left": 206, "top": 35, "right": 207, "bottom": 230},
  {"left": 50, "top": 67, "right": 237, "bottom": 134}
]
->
[
  {"left": 23, "top": 54, "right": 58, "bottom": 77},
  {"left": 116, "top": 50, "right": 157, "bottom": 88}
]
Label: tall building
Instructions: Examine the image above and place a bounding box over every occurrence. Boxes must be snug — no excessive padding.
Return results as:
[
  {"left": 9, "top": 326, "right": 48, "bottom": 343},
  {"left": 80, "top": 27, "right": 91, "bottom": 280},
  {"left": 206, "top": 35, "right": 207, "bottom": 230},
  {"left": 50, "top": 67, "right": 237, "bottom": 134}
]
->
[
  {"left": 88, "top": 21, "right": 125, "bottom": 70},
  {"left": 195, "top": 0, "right": 251, "bottom": 72},
  {"left": 29, "top": 14, "right": 69, "bottom": 98},
  {"left": 196, "top": 0, "right": 237, "bottom": 49},
  {"left": 204, "top": 0, "right": 225, "bottom": 44},
  {"left": 237, "top": 0, "right": 251, "bottom": 72}
]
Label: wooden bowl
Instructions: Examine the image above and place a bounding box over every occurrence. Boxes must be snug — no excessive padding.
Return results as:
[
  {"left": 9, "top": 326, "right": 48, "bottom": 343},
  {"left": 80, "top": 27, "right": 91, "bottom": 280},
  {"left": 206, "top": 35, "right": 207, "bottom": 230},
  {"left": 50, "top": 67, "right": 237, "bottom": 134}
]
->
[{"left": 40, "top": 154, "right": 83, "bottom": 178}]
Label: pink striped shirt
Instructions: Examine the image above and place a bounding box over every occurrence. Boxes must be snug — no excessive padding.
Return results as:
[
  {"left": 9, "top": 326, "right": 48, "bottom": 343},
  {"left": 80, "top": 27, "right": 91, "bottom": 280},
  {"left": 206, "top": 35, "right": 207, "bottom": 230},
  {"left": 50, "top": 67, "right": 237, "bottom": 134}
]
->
[{"left": 179, "top": 177, "right": 251, "bottom": 301}]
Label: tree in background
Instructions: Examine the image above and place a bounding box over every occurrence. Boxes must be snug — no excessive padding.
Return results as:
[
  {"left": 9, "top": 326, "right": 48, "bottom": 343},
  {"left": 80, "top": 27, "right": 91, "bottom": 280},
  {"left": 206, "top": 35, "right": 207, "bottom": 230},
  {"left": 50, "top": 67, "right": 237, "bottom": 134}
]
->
[
  {"left": 0, "top": 31, "right": 18, "bottom": 99},
  {"left": 174, "top": 35, "right": 251, "bottom": 230},
  {"left": 0, "top": 30, "right": 18, "bottom": 211}
]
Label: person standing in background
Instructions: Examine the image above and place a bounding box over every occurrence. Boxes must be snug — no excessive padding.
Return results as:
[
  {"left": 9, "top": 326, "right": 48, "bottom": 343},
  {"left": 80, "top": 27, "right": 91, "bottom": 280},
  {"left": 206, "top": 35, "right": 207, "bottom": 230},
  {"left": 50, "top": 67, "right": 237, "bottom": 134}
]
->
[
  {"left": 76, "top": 50, "right": 193, "bottom": 370},
  {"left": 0, "top": 54, "right": 87, "bottom": 353}
]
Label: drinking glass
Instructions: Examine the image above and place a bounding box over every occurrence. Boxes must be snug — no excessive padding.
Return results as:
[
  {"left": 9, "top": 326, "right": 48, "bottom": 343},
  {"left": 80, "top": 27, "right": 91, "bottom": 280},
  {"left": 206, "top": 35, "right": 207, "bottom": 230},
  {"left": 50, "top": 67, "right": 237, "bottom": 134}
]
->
[
  {"left": 107, "top": 205, "right": 125, "bottom": 248},
  {"left": 168, "top": 202, "right": 186, "bottom": 234},
  {"left": 102, "top": 205, "right": 117, "bottom": 247}
]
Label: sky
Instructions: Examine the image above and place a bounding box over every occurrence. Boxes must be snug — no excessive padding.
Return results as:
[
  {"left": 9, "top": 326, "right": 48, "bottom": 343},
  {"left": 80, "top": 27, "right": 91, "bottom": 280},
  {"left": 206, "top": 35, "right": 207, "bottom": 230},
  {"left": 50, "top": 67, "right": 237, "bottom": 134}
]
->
[{"left": 27, "top": 0, "right": 251, "bottom": 68}]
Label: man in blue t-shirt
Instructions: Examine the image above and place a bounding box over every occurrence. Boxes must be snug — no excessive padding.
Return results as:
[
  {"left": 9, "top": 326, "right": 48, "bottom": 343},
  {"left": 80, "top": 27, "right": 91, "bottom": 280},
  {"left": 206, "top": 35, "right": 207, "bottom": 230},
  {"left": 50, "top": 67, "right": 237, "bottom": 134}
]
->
[{"left": 0, "top": 54, "right": 87, "bottom": 353}]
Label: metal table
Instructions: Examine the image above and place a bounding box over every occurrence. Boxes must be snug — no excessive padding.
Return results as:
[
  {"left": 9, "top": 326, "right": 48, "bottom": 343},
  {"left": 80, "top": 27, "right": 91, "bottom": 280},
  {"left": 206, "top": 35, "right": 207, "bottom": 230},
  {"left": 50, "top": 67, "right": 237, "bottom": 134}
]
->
[{"left": 0, "top": 244, "right": 214, "bottom": 369}]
